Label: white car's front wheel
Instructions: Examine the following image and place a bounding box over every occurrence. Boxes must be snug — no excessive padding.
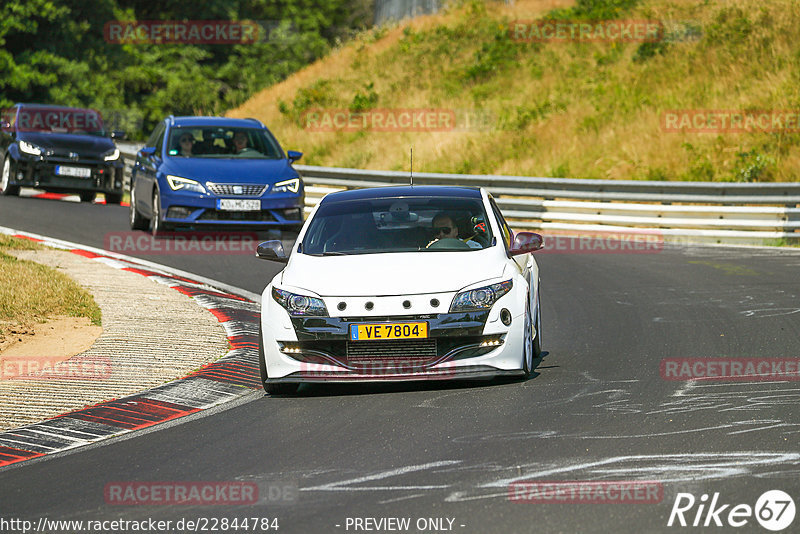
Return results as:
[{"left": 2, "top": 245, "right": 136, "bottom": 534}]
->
[
  {"left": 533, "top": 285, "right": 542, "bottom": 359},
  {"left": 522, "top": 299, "right": 534, "bottom": 378}
]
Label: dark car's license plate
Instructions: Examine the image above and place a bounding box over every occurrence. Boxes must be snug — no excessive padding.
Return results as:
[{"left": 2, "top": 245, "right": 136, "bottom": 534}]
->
[{"left": 55, "top": 165, "right": 91, "bottom": 178}]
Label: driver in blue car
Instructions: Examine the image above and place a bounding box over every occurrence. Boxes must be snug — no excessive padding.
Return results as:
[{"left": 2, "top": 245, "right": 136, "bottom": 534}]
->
[{"left": 428, "top": 213, "right": 483, "bottom": 249}]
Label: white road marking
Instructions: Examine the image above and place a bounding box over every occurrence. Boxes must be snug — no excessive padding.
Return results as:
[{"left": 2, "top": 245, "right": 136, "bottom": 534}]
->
[{"left": 301, "top": 461, "right": 461, "bottom": 492}]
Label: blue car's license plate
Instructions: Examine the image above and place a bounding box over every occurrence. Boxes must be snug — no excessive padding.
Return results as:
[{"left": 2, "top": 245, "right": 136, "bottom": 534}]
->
[{"left": 218, "top": 199, "right": 260, "bottom": 211}]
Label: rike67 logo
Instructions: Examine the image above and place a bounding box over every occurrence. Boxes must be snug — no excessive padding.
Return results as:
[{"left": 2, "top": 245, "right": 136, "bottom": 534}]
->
[{"left": 668, "top": 490, "right": 795, "bottom": 531}]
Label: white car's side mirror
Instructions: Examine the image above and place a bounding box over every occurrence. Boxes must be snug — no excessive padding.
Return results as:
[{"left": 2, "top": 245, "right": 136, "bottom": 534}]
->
[
  {"left": 510, "top": 232, "right": 544, "bottom": 255},
  {"left": 256, "top": 240, "right": 289, "bottom": 263}
]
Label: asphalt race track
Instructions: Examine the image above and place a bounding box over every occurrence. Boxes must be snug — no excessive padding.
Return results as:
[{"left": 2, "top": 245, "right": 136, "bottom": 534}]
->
[{"left": 1, "top": 194, "right": 799, "bottom": 533}]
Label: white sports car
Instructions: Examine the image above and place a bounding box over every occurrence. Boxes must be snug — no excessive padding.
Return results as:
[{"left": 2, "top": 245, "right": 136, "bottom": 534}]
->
[{"left": 257, "top": 185, "right": 543, "bottom": 394}]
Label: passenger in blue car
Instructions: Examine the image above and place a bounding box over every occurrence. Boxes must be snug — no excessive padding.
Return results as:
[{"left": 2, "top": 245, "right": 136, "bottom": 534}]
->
[{"left": 233, "top": 131, "right": 252, "bottom": 154}]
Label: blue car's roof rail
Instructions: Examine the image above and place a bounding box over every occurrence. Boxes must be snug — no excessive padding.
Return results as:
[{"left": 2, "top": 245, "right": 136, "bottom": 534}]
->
[
  {"left": 167, "top": 115, "right": 175, "bottom": 126},
  {"left": 245, "top": 117, "right": 265, "bottom": 128}
]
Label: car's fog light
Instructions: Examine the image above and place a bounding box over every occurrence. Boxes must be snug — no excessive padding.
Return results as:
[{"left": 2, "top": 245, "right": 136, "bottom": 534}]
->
[
  {"left": 280, "top": 344, "right": 302, "bottom": 354},
  {"left": 166, "top": 206, "right": 193, "bottom": 219},
  {"left": 282, "top": 208, "right": 302, "bottom": 220},
  {"left": 479, "top": 337, "right": 504, "bottom": 347},
  {"left": 500, "top": 308, "right": 512, "bottom": 326}
]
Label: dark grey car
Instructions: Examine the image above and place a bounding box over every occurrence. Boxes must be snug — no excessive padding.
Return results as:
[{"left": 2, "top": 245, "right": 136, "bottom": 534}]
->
[{"left": 0, "top": 103, "right": 125, "bottom": 203}]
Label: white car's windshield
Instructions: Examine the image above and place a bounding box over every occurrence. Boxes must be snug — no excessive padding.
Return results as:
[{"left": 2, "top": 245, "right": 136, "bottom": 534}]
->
[{"left": 301, "top": 196, "right": 494, "bottom": 255}]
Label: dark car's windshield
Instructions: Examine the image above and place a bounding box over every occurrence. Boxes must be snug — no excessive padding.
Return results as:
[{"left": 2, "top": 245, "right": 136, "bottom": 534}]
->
[
  {"left": 166, "top": 126, "right": 283, "bottom": 159},
  {"left": 13, "top": 106, "right": 106, "bottom": 136},
  {"left": 301, "top": 196, "right": 494, "bottom": 255}
]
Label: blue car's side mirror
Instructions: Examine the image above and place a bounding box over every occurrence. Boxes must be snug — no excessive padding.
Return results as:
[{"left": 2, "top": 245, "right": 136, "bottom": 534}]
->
[
  {"left": 287, "top": 150, "right": 303, "bottom": 163},
  {"left": 140, "top": 146, "right": 156, "bottom": 157}
]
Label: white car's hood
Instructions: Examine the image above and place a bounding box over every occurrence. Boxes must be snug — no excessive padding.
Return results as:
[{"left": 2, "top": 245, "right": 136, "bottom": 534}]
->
[{"left": 281, "top": 250, "right": 505, "bottom": 296}]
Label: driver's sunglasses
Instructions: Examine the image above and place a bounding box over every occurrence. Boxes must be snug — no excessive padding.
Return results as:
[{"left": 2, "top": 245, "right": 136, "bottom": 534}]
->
[
  {"left": 179, "top": 137, "right": 193, "bottom": 143},
  {"left": 434, "top": 226, "right": 454, "bottom": 235}
]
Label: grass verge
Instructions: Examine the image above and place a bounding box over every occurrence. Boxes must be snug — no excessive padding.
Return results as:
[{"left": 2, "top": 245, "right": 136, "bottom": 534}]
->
[
  {"left": 0, "top": 235, "right": 102, "bottom": 338},
  {"left": 229, "top": 0, "right": 800, "bottom": 182}
]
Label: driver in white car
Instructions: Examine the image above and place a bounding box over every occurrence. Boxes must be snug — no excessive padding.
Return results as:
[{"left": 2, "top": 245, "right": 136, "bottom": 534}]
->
[{"left": 429, "top": 213, "right": 483, "bottom": 248}]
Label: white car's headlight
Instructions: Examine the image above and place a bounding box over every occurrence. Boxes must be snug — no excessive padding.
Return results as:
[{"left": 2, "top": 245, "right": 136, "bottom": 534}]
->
[
  {"left": 272, "top": 178, "right": 300, "bottom": 194},
  {"left": 166, "top": 175, "right": 206, "bottom": 194},
  {"left": 103, "top": 147, "right": 120, "bottom": 161},
  {"left": 19, "top": 140, "right": 42, "bottom": 156},
  {"left": 450, "top": 280, "right": 513, "bottom": 312},
  {"left": 272, "top": 287, "right": 328, "bottom": 317}
]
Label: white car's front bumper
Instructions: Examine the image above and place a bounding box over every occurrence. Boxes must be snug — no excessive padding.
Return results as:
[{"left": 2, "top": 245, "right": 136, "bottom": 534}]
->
[{"left": 260, "top": 283, "right": 532, "bottom": 383}]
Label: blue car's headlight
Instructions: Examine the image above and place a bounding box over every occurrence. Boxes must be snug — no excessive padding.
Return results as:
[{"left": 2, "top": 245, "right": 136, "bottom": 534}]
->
[
  {"left": 166, "top": 175, "right": 206, "bottom": 194},
  {"left": 19, "top": 140, "right": 42, "bottom": 156},
  {"left": 450, "top": 280, "right": 513, "bottom": 312},
  {"left": 272, "top": 178, "right": 300, "bottom": 194},
  {"left": 272, "top": 287, "right": 328, "bottom": 316}
]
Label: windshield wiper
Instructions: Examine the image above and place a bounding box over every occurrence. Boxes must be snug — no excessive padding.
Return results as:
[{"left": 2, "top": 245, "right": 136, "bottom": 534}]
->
[{"left": 306, "top": 251, "right": 348, "bottom": 256}]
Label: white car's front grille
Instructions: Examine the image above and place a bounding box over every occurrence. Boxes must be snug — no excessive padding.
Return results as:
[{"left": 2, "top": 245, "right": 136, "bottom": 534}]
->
[
  {"left": 206, "top": 183, "right": 267, "bottom": 196},
  {"left": 346, "top": 339, "right": 438, "bottom": 363}
]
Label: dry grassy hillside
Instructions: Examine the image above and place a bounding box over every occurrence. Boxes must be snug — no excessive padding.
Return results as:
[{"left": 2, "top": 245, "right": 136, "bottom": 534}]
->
[{"left": 229, "top": 0, "right": 800, "bottom": 181}]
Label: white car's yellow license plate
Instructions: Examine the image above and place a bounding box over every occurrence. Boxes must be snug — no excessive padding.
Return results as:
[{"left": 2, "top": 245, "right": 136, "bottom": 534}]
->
[
  {"left": 349, "top": 322, "right": 428, "bottom": 341},
  {"left": 218, "top": 199, "right": 260, "bottom": 211}
]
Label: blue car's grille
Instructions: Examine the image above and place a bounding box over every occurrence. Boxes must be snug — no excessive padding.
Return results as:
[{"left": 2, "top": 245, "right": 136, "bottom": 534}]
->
[{"left": 206, "top": 183, "right": 268, "bottom": 196}]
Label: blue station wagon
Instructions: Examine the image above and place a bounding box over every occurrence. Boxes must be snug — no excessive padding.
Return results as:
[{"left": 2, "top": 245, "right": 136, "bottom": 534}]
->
[{"left": 129, "top": 116, "right": 305, "bottom": 235}]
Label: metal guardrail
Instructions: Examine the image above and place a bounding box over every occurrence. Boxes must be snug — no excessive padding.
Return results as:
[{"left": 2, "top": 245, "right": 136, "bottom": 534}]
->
[
  {"left": 118, "top": 145, "right": 800, "bottom": 244},
  {"left": 295, "top": 165, "right": 800, "bottom": 205}
]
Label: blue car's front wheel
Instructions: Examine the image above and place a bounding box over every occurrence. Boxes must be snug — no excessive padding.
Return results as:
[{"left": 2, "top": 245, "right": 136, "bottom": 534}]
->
[
  {"left": 151, "top": 187, "right": 172, "bottom": 237},
  {"left": 129, "top": 183, "right": 149, "bottom": 231}
]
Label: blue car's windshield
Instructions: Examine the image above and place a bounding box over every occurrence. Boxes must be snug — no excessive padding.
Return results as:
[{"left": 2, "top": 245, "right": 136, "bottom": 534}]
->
[
  {"left": 302, "top": 196, "right": 494, "bottom": 255},
  {"left": 167, "top": 126, "right": 283, "bottom": 159}
]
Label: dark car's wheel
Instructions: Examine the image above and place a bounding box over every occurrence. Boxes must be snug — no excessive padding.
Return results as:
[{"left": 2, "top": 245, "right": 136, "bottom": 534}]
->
[
  {"left": 150, "top": 187, "right": 171, "bottom": 236},
  {"left": 129, "top": 185, "right": 149, "bottom": 230},
  {"left": 105, "top": 193, "right": 122, "bottom": 205},
  {"left": 533, "top": 284, "right": 542, "bottom": 360},
  {"left": 259, "top": 324, "right": 299, "bottom": 395},
  {"left": 1, "top": 157, "right": 21, "bottom": 196},
  {"left": 522, "top": 298, "right": 534, "bottom": 378},
  {"left": 79, "top": 192, "right": 96, "bottom": 203}
]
